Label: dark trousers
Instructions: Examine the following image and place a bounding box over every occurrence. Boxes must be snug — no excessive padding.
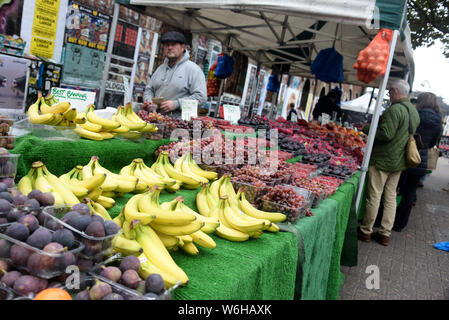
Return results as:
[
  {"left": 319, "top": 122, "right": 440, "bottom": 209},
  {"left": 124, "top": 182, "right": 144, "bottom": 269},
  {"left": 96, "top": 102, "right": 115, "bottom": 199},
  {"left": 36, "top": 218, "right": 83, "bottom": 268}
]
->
[{"left": 393, "top": 172, "right": 424, "bottom": 231}]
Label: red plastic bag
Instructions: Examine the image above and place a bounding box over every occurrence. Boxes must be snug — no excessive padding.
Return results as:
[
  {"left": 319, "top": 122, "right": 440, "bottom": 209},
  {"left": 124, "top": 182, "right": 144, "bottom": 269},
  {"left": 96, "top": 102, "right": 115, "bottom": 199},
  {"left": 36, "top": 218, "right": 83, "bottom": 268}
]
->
[{"left": 354, "top": 28, "right": 393, "bottom": 84}]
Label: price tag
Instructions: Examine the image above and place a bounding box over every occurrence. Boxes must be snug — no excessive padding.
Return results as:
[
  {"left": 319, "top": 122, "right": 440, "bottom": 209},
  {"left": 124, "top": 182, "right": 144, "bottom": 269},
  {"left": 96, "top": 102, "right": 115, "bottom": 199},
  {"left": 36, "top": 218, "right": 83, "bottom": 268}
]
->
[
  {"left": 223, "top": 104, "right": 241, "bottom": 124},
  {"left": 321, "top": 113, "right": 331, "bottom": 125},
  {"left": 51, "top": 87, "right": 96, "bottom": 112},
  {"left": 181, "top": 100, "right": 198, "bottom": 121}
]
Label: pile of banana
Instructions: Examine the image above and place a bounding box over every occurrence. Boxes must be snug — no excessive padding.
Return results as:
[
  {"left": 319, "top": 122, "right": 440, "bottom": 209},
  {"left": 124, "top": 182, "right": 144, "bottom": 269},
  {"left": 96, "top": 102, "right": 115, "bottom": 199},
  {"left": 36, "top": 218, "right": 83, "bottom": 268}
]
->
[
  {"left": 151, "top": 151, "right": 216, "bottom": 191},
  {"left": 75, "top": 103, "right": 157, "bottom": 141},
  {"left": 196, "top": 175, "right": 287, "bottom": 242},
  {"left": 112, "top": 187, "right": 219, "bottom": 288},
  {"left": 27, "top": 93, "right": 86, "bottom": 126}
]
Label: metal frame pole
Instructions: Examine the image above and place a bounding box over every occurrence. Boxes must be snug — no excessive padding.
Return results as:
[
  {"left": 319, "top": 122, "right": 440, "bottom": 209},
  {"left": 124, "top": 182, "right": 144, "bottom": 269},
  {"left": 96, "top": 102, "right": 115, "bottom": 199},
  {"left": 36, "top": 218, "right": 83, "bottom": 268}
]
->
[
  {"left": 98, "top": 2, "right": 120, "bottom": 109},
  {"left": 355, "top": 29, "right": 400, "bottom": 212}
]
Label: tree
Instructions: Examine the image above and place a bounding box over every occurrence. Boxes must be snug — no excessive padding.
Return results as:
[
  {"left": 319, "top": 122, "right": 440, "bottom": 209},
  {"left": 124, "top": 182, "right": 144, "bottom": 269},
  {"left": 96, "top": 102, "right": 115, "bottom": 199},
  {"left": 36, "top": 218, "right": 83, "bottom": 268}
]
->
[{"left": 408, "top": 1, "right": 449, "bottom": 58}]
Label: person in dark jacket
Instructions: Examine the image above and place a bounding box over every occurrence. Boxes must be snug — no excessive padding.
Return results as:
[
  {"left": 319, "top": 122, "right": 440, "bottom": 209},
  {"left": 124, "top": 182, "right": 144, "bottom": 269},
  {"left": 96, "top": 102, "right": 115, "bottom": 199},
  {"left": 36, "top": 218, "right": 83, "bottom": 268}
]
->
[
  {"left": 393, "top": 92, "right": 443, "bottom": 232},
  {"left": 312, "top": 91, "right": 342, "bottom": 120},
  {"left": 286, "top": 103, "right": 298, "bottom": 121}
]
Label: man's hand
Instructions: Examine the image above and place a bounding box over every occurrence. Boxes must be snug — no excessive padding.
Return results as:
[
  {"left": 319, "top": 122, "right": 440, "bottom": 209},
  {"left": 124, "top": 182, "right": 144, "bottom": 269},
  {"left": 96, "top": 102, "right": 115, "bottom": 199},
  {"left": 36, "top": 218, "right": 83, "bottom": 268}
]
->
[{"left": 159, "top": 100, "right": 176, "bottom": 113}]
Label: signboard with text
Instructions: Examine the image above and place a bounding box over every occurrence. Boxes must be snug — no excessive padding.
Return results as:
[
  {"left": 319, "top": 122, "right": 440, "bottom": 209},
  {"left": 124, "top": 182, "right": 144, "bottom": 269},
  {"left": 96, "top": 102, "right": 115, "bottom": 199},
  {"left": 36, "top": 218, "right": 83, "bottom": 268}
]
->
[{"left": 51, "top": 87, "right": 96, "bottom": 112}]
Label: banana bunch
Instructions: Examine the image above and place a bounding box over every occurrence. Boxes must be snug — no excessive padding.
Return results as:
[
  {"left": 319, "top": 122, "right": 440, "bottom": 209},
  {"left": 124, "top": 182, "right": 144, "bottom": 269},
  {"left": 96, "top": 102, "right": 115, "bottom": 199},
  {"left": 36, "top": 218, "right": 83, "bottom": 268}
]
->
[
  {"left": 17, "top": 161, "right": 81, "bottom": 206},
  {"left": 112, "top": 187, "right": 218, "bottom": 287},
  {"left": 152, "top": 151, "right": 212, "bottom": 190},
  {"left": 120, "top": 158, "right": 176, "bottom": 192},
  {"left": 74, "top": 104, "right": 122, "bottom": 141},
  {"left": 112, "top": 103, "right": 158, "bottom": 138},
  {"left": 195, "top": 175, "right": 286, "bottom": 242},
  {"left": 27, "top": 93, "right": 87, "bottom": 127}
]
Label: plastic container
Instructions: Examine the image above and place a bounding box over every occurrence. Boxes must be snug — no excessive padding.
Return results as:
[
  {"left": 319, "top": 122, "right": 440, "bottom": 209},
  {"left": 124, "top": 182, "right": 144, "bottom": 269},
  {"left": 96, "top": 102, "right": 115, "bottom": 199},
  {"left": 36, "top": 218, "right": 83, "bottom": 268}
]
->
[
  {"left": 260, "top": 200, "right": 307, "bottom": 223},
  {"left": 0, "top": 135, "right": 15, "bottom": 150},
  {"left": 11, "top": 118, "right": 80, "bottom": 141},
  {"left": 42, "top": 205, "right": 121, "bottom": 261},
  {"left": 142, "top": 123, "right": 166, "bottom": 141},
  {"left": 0, "top": 283, "right": 14, "bottom": 300},
  {"left": 0, "top": 223, "right": 85, "bottom": 279},
  {"left": 230, "top": 178, "right": 267, "bottom": 203},
  {"left": 0, "top": 153, "right": 20, "bottom": 179},
  {"left": 88, "top": 254, "right": 179, "bottom": 300}
]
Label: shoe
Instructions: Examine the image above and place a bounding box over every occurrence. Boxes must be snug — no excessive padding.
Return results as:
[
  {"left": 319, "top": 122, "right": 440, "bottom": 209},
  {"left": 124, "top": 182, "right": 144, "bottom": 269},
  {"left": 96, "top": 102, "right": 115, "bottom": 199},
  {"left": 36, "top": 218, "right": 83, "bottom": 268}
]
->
[
  {"left": 357, "top": 227, "right": 371, "bottom": 242},
  {"left": 418, "top": 182, "right": 424, "bottom": 188},
  {"left": 372, "top": 232, "right": 390, "bottom": 246}
]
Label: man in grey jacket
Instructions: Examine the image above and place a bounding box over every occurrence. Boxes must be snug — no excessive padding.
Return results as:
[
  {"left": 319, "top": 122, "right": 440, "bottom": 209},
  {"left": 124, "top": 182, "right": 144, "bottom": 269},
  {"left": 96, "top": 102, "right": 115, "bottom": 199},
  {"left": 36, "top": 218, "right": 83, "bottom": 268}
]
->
[{"left": 143, "top": 31, "right": 207, "bottom": 118}]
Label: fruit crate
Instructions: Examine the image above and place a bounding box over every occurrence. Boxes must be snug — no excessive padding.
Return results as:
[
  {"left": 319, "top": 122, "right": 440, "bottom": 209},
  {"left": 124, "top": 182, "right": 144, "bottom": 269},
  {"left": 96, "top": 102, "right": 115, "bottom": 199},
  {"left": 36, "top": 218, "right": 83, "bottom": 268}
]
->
[
  {"left": 0, "top": 283, "right": 14, "bottom": 300},
  {"left": 42, "top": 205, "right": 121, "bottom": 262},
  {"left": 0, "top": 153, "right": 20, "bottom": 180},
  {"left": 0, "top": 223, "right": 85, "bottom": 279},
  {"left": 11, "top": 118, "right": 80, "bottom": 141},
  {"left": 260, "top": 200, "right": 308, "bottom": 223},
  {"left": 89, "top": 254, "right": 180, "bottom": 300},
  {"left": 230, "top": 178, "right": 268, "bottom": 204}
]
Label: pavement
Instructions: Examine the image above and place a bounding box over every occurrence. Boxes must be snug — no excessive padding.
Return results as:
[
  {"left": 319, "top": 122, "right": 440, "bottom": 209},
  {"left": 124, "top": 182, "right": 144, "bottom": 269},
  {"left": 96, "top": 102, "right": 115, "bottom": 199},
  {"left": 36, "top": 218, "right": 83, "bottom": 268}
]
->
[{"left": 339, "top": 157, "right": 449, "bottom": 300}]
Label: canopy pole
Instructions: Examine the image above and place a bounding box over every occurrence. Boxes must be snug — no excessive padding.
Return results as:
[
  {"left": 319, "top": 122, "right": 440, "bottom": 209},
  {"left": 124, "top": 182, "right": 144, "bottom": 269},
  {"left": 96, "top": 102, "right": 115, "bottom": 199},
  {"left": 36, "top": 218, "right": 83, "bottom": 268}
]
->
[
  {"left": 98, "top": 2, "right": 120, "bottom": 109},
  {"left": 366, "top": 87, "right": 375, "bottom": 114},
  {"left": 215, "top": 34, "right": 233, "bottom": 117},
  {"left": 355, "top": 30, "right": 400, "bottom": 213}
]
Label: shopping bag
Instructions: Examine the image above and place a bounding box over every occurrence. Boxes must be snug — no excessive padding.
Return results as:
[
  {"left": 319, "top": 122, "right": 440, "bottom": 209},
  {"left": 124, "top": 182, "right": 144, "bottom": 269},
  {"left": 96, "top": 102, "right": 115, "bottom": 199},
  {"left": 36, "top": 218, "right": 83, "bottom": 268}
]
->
[
  {"left": 214, "top": 53, "right": 234, "bottom": 79},
  {"left": 427, "top": 146, "right": 440, "bottom": 170}
]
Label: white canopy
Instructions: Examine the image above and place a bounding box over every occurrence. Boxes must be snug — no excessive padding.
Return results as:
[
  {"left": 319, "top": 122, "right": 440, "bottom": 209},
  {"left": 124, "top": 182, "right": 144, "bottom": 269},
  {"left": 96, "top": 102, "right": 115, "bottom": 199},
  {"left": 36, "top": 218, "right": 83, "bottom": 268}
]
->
[
  {"left": 341, "top": 93, "right": 377, "bottom": 114},
  {"left": 130, "top": 0, "right": 414, "bottom": 88}
]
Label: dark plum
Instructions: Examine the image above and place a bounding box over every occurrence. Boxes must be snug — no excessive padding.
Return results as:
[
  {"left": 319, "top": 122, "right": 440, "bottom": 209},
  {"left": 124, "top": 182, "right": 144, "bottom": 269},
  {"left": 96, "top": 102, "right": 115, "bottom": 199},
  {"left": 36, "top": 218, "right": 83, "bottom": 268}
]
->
[
  {"left": 145, "top": 273, "right": 165, "bottom": 294},
  {"left": 71, "top": 203, "right": 90, "bottom": 216},
  {"left": 103, "top": 220, "right": 120, "bottom": 236},
  {"left": 26, "top": 228, "right": 52, "bottom": 249},
  {"left": 6, "top": 222, "right": 29, "bottom": 241},
  {"left": 100, "top": 266, "right": 121, "bottom": 282},
  {"left": 52, "top": 229, "right": 75, "bottom": 248},
  {"left": 119, "top": 255, "right": 140, "bottom": 273},
  {"left": 19, "top": 214, "right": 40, "bottom": 233},
  {"left": 36, "top": 278, "right": 48, "bottom": 292},
  {"left": 120, "top": 269, "right": 140, "bottom": 289}
]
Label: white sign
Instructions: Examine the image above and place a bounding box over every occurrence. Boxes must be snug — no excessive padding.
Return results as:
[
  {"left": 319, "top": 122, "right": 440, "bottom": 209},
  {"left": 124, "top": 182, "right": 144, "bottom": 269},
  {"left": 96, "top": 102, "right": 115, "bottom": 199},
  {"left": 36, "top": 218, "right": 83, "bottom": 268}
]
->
[
  {"left": 223, "top": 104, "right": 241, "bottom": 124},
  {"left": 181, "top": 100, "right": 198, "bottom": 121},
  {"left": 51, "top": 87, "right": 96, "bottom": 112},
  {"left": 321, "top": 113, "right": 331, "bottom": 125},
  {"left": 123, "top": 76, "right": 130, "bottom": 105},
  {"left": 299, "top": 111, "right": 307, "bottom": 120}
]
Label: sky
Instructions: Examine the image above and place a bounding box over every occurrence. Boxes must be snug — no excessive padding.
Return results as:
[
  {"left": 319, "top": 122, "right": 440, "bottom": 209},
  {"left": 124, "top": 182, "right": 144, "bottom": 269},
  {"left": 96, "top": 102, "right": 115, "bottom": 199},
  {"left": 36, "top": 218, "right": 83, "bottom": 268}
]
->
[{"left": 412, "top": 40, "right": 449, "bottom": 104}]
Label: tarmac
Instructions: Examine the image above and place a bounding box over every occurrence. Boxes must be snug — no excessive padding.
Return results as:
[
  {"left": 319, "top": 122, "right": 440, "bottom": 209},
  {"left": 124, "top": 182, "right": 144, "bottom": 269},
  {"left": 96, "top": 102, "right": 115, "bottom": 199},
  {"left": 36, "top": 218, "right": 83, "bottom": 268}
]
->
[{"left": 339, "top": 157, "right": 449, "bottom": 300}]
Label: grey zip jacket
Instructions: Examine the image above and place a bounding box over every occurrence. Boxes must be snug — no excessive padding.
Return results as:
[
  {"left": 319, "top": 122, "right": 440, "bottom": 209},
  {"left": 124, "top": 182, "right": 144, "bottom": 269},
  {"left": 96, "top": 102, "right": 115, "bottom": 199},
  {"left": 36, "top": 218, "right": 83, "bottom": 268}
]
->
[{"left": 143, "top": 50, "right": 207, "bottom": 118}]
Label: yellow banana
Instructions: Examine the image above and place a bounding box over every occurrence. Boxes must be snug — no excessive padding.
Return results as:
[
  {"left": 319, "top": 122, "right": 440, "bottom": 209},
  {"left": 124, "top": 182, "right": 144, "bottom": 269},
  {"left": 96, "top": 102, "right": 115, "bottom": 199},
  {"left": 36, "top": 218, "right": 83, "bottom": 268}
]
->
[
  {"left": 266, "top": 223, "right": 280, "bottom": 233},
  {"left": 210, "top": 175, "right": 226, "bottom": 200},
  {"left": 27, "top": 97, "right": 56, "bottom": 124},
  {"left": 86, "top": 104, "right": 120, "bottom": 130},
  {"left": 17, "top": 169, "right": 34, "bottom": 196},
  {"left": 136, "top": 225, "right": 189, "bottom": 285},
  {"left": 174, "top": 198, "right": 220, "bottom": 233},
  {"left": 209, "top": 197, "right": 250, "bottom": 242},
  {"left": 180, "top": 155, "right": 209, "bottom": 184},
  {"left": 186, "top": 153, "right": 217, "bottom": 180},
  {"left": 155, "top": 231, "right": 179, "bottom": 248},
  {"left": 102, "top": 191, "right": 117, "bottom": 198},
  {"left": 46, "top": 112, "right": 64, "bottom": 126},
  {"left": 96, "top": 195, "right": 115, "bottom": 209},
  {"left": 91, "top": 201, "right": 112, "bottom": 220},
  {"left": 195, "top": 184, "right": 211, "bottom": 217},
  {"left": 190, "top": 230, "right": 216, "bottom": 249},
  {"left": 63, "top": 108, "right": 77, "bottom": 121},
  {"left": 75, "top": 113, "right": 87, "bottom": 124},
  {"left": 75, "top": 124, "right": 104, "bottom": 140},
  {"left": 112, "top": 234, "right": 143, "bottom": 256},
  {"left": 125, "top": 103, "right": 148, "bottom": 124},
  {"left": 222, "top": 199, "right": 265, "bottom": 233},
  {"left": 160, "top": 152, "right": 201, "bottom": 187},
  {"left": 111, "top": 125, "right": 130, "bottom": 134},
  {"left": 180, "top": 242, "right": 199, "bottom": 256},
  {"left": 137, "top": 253, "right": 180, "bottom": 288},
  {"left": 33, "top": 166, "right": 65, "bottom": 205},
  {"left": 41, "top": 165, "right": 80, "bottom": 204},
  {"left": 124, "top": 194, "right": 156, "bottom": 225},
  {"left": 133, "top": 164, "right": 166, "bottom": 188},
  {"left": 239, "top": 192, "right": 286, "bottom": 223},
  {"left": 112, "top": 211, "right": 124, "bottom": 228},
  {"left": 72, "top": 173, "right": 106, "bottom": 191},
  {"left": 150, "top": 219, "right": 204, "bottom": 236},
  {"left": 97, "top": 131, "right": 116, "bottom": 140},
  {"left": 40, "top": 99, "right": 70, "bottom": 114},
  {"left": 115, "top": 105, "right": 147, "bottom": 131},
  {"left": 81, "top": 120, "right": 103, "bottom": 132}
]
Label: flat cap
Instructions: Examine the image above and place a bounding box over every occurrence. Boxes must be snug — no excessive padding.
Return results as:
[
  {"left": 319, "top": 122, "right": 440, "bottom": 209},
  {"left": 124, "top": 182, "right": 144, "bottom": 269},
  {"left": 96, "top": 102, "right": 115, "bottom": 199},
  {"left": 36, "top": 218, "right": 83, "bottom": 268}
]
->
[{"left": 161, "top": 31, "right": 186, "bottom": 44}]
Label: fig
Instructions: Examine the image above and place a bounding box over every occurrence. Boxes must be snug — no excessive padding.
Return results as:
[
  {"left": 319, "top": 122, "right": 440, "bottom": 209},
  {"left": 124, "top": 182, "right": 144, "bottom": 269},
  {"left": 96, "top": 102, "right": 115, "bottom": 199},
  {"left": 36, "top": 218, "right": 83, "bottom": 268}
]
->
[
  {"left": 0, "top": 259, "right": 8, "bottom": 277},
  {"left": 82, "top": 240, "right": 102, "bottom": 257},
  {"left": 89, "top": 280, "right": 112, "bottom": 300},
  {"left": 13, "top": 195, "right": 28, "bottom": 206},
  {"left": 119, "top": 255, "right": 140, "bottom": 273},
  {"left": 27, "top": 189, "right": 43, "bottom": 201},
  {"left": 75, "top": 289, "right": 90, "bottom": 300},
  {"left": 10, "top": 244, "right": 31, "bottom": 266},
  {"left": 0, "top": 217, "right": 7, "bottom": 225},
  {"left": 2, "top": 161, "right": 15, "bottom": 177},
  {"left": 85, "top": 221, "right": 105, "bottom": 238},
  {"left": 71, "top": 203, "right": 90, "bottom": 216},
  {"left": 19, "top": 214, "right": 40, "bottom": 233},
  {"left": 61, "top": 211, "right": 80, "bottom": 224},
  {"left": 52, "top": 229, "right": 75, "bottom": 248},
  {"left": 103, "top": 293, "right": 124, "bottom": 300},
  {"left": 13, "top": 275, "right": 40, "bottom": 296},
  {"left": 1, "top": 270, "right": 22, "bottom": 287},
  {"left": 56, "top": 252, "right": 76, "bottom": 270},
  {"left": 6, "top": 222, "right": 29, "bottom": 241},
  {"left": 0, "top": 199, "right": 12, "bottom": 214},
  {"left": 145, "top": 273, "right": 164, "bottom": 294},
  {"left": 9, "top": 189, "right": 23, "bottom": 198},
  {"left": 6, "top": 207, "right": 24, "bottom": 222},
  {"left": 0, "top": 178, "right": 14, "bottom": 189},
  {"left": 0, "top": 182, "right": 8, "bottom": 193},
  {"left": 0, "top": 192, "right": 13, "bottom": 203},
  {"left": 23, "top": 199, "right": 40, "bottom": 212},
  {"left": 26, "top": 228, "right": 52, "bottom": 249},
  {"left": 0, "top": 238, "right": 11, "bottom": 258},
  {"left": 26, "top": 253, "right": 43, "bottom": 275},
  {"left": 90, "top": 215, "right": 105, "bottom": 224},
  {"left": 68, "top": 215, "right": 91, "bottom": 232},
  {"left": 135, "top": 280, "right": 146, "bottom": 295},
  {"left": 100, "top": 266, "right": 121, "bottom": 282},
  {"left": 103, "top": 220, "right": 120, "bottom": 236},
  {"left": 36, "top": 278, "right": 48, "bottom": 292},
  {"left": 76, "top": 257, "right": 93, "bottom": 272},
  {"left": 35, "top": 192, "right": 54, "bottom": 207},
  {"left": 41, "top": 242, "right": 64, "bottom": 269},
  {"left": 36, "top": 211, "right": 46, "bottom": 226},
  {"left": 120, "top": 269, "right": 140, "bottom": 289}
]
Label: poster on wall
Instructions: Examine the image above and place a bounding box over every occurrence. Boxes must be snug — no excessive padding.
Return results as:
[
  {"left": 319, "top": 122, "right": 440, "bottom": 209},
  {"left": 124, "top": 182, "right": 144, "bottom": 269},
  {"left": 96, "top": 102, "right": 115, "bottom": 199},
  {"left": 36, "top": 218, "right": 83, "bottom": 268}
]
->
[
  {"left": 281, "top": 88, "right": 300, "bottom": 119},
  {"left": 0, "top": 0, "right": 24, "bottom": 36},
  {"left": 65, "top": 1, "right": 111, "bottom": 52},
  {"left": 26, "top": 59, "right": 62, "bottom": 108},
  {"left": 256, "top": 71, "right": 269, "bottom": 115},
  {"left": 61, "top": 42, "right": 105, "bottom": 88},
  {"left": 241, "top": 63, "right": 257, "bottom": 107},
  {"left": 0, "top": 54, "right": 29, "bottom": 111}
]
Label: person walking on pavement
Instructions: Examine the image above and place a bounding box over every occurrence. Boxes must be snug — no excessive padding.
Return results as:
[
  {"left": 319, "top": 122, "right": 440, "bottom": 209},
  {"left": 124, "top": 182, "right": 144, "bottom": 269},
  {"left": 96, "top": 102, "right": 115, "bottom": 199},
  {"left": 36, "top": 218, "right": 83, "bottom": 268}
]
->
[
  {"left": 358, "top": 79, "right": 420, "bottom": 246},
  {"left": 143, "top": 31, "right": 207, "bottom": 118},
  {"left": 393, "top": 92, "right": 442, "bottom": 231}
]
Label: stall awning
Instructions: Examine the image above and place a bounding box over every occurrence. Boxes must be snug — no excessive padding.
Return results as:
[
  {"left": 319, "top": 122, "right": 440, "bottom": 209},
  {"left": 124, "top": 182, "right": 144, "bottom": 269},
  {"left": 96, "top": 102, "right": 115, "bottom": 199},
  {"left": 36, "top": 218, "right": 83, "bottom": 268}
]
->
[{"left": 125, "top": 0, "right": 413, "bottom": 88}]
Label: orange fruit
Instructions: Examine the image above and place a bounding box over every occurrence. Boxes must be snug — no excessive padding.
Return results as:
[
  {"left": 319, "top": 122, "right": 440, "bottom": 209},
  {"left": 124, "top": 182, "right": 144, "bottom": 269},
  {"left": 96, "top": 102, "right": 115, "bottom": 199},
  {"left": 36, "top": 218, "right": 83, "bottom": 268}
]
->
[{"left": 34, "top": 288, "right": 72, "bottom": 300}]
